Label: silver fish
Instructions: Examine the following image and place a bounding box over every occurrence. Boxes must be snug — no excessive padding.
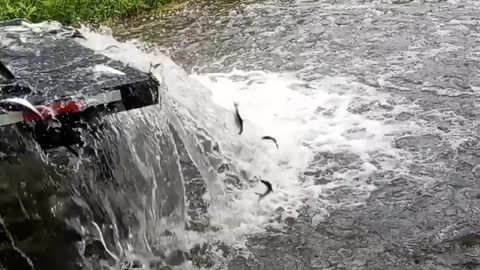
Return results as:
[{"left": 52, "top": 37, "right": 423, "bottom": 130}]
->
[
  {"left": 0, "top": 98, "right": 44, "bottom": 119},
  {"left": 0, "top": 63, "right": 15, "bottom": 80},
  {"left": 233, "top": 102, "right": 244, "bottom": 135},
  {"left": 103, "top": 44, "right": 120, "bottom": 51},
  {"left": 255, "top": 178, "right": 273, "bottom": 201},
  {"left": 261, "top": 135, "right": 279, "bottom": 149}
]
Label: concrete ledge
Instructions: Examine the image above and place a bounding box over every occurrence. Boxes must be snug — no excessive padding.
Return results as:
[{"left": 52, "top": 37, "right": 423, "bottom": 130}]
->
[{"left": 0, "top": 19, "right": 160, "bottom": 150}]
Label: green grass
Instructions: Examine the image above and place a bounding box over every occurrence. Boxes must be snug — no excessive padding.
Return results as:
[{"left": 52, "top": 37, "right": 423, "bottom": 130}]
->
[{"left": 0, "top": 0, "right": 173, "bottom": 25}]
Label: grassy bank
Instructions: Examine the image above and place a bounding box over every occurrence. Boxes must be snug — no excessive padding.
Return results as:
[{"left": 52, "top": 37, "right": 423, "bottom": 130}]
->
[{"left": 0, "top": 0, "right": 174, "bottom": 25}]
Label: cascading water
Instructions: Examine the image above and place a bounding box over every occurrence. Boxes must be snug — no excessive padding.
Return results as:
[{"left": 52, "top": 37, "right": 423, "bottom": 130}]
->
[
  {"left": 1, "top": 21, "right": 280, "bottom": 270},
  {"left": 68, "top": 106, "right": 192, "bottom": 269},
  {"left": 62, "top": 1, "right": 480, "bottom": 269},
  {"left": 0, "top": 11, "right": 435, "bottom": 269}
]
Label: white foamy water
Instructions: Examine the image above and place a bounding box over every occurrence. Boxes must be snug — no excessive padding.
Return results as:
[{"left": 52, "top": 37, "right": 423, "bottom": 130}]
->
[
  {"left": 75, "top": 25, "right": 421, "bottom": 247},
  {"left": 192, "top": 71, "right": 420, "bottom": 218},
  {"left": 5, "top": 21, "right": 422, "bottom": 268}
]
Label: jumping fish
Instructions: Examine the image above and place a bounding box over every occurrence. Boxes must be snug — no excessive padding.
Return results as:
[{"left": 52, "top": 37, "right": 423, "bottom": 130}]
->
[
  {"left": 0, "top": 98, "right": 44, "bottom": 120},
  {"left": 261, "top": 135, "right": 279, "bottom": 149},
  {"left": 255, "top": 179, "right": 273, "bottom": 201},
  {"left": 0, "top": 63, "right": 15, "bottom": 80},
  {"left": 150, "top": 63, "right": 162, "bottom": 70},
  {"left": 233, "top": 102, "right": 244, "bottom": 135},
  {"left": 70, "top": 29, "right": 86, "bottom": 40},
  {"left": 103, "top": 44, "right": 120, "bottom": 51},
  {"left": 58, "top": 27, "right": 86, "bottom": 40},
  {"left": 148, "top": 63, "right": 162, "bottom": 75}
]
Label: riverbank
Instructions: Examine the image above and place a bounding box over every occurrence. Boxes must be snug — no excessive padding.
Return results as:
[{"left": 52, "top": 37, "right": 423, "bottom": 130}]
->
[{"left": 0, "top": 0, "right": 183, "bottom": 26}]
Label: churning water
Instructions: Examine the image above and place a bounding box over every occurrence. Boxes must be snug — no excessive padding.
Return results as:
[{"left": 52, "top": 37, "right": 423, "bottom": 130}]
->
[{"left": 70, "top": 21, "right": 417, "bottom": 268}]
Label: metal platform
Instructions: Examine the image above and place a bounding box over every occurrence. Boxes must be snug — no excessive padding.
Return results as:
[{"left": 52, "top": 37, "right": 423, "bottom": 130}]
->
[{"left": 0, "top": 19, "right": 160, "bottom": 150}]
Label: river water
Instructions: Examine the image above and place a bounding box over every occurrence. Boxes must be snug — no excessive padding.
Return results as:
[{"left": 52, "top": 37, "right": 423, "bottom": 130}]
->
[
  {"left": 108, "top": 0, "right": 480, "bottom": 269},
  {"left": 3, "top": 0, "right": 480, "bottom": 269}
]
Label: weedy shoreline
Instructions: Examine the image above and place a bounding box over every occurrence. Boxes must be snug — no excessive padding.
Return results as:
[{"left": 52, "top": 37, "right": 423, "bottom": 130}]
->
[{"left": 0, "top": 0, "right": 179, "bottom": 26}]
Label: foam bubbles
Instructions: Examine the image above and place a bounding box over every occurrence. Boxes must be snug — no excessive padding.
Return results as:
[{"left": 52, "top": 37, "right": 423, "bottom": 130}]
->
[
  {"left": 193, "top": 69, "right": 418, "bottom": 223},
  {"left": 15, "top": 21, "right": 420, "bottom": 265}
]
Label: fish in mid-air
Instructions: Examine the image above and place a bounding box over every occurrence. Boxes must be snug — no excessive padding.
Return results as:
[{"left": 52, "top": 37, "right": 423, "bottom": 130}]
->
[
  {"left": 233, "top": 102, "right": 244, "bottom": 135},
  {"left": 103, "top": 44, "right": 120, "bottom": 51},
  {"left": 261, "top": 135, "right": 279, "bottom": 149},
  {"left": 70, "top": 29, "right": 86, "bottom": 40},
  {"left": 0, "top": 98, "right": 44, "bottom": 120},
  {"left": 0, "top": 63, "right": 15, "bottom": 80},
  {"left": 255, "top": 178, "right": 273, "bottom": 201},
  {"left": 150, "top": 63, "right": 162, "bottom": 70}
]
